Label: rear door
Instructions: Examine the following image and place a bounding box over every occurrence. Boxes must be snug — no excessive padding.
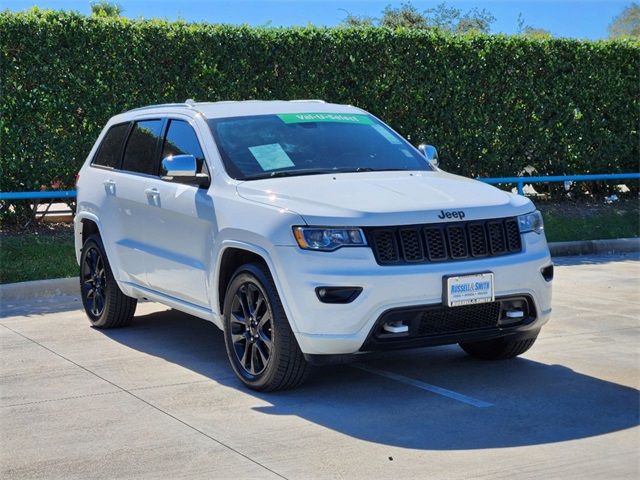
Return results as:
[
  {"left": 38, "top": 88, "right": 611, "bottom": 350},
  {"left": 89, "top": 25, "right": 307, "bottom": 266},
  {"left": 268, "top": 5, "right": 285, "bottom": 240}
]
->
[
  {"left": 88, "top": 122, "right": 130, "bottom": 250},
  {"left": 142, "top": 117, "right": 215, "bottom": 307},
  {"left": 109, "top": 118, "right": 165, "bottom": 287},
  {"left": 87, "top": 121, "right": 133, "bottom": 282}
]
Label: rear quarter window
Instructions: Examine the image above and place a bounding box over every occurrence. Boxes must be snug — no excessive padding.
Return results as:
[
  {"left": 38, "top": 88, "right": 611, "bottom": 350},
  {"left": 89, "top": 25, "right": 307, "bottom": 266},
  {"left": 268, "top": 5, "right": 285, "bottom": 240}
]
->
[{"left": 92, "top": 123, "right": 130, "bottom": 168}]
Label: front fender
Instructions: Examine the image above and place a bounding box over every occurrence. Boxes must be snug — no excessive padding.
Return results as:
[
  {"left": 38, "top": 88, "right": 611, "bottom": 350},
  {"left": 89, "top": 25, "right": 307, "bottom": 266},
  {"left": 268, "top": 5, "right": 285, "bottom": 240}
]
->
[{"left": 210, "top": 239, "right": 300, "bottom": 332}]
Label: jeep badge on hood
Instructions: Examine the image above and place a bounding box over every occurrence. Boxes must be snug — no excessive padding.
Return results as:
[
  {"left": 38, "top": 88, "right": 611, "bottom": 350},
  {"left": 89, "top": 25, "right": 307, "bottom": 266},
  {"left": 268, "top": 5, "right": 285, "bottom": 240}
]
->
[{"left": 438, "top": 210, "right": 466, "bottom": 220}]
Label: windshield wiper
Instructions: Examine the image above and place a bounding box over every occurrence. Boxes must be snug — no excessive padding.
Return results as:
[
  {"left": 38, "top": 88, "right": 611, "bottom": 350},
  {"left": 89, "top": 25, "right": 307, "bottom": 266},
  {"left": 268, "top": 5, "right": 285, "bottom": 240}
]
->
[
  {"left": 337, "top": 167, "right": 407, "bottom": 173},
  {"left": 244, "top": 168, "right": 335, "bottom": 180},
  {"left": 243, "top": 167, "right": 409, "bottom": 180}
]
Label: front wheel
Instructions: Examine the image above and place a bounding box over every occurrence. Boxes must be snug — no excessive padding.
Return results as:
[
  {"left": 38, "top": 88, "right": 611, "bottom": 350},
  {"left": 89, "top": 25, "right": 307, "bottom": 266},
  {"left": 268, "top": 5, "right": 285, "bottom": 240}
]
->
[
  {"left": 222, "top": 263, "right": 308, "bottom": 391},
  {"left": 459, "top": 334, "right": 538, "bottom": 360}
]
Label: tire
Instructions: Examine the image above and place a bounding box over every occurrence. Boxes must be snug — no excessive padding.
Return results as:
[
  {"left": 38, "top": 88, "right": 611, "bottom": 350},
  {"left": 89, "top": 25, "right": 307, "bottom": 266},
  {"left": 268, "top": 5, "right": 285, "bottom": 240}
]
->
[
  {"left": 222, "top": 262, "right": 309, "bottom": 391},
  {"left": 80, "top": 234, "right": 137, "bottom": 328},
  {"left": 459, "top": 334, "right": 538, "bottom": 360}
]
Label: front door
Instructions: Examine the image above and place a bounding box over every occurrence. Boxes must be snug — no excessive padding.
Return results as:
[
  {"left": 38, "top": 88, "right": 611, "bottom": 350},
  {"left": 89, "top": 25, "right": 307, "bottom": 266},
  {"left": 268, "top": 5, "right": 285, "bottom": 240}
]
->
[{"left": 142, "top": 118, "right": 215, "bottom": 308}]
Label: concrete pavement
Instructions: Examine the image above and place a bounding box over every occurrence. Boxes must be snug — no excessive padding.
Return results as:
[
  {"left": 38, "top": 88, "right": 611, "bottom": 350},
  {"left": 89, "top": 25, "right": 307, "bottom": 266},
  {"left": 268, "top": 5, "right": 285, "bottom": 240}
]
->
[{"left": 1, "top": 254, "right": 639, "bottom": 479}]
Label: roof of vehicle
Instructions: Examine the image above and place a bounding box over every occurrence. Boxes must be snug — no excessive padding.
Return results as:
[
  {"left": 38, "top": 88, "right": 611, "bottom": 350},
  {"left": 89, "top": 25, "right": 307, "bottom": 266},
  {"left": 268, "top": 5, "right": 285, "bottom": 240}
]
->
[{"left": 125, "top": 100, "right": 365, "bottom": 119}]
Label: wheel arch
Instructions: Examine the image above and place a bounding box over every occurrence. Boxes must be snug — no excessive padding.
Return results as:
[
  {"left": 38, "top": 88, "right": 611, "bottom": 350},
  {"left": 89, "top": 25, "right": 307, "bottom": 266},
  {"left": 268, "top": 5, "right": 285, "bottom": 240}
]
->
[
  {"left": 74, "top": 212, "right": 103, "bottom": 264},
  {"left": 215, "top": 243, "right": 270, "bottom": 315},
  {"left": 74, "top": 213, "right": 133, "bottom": 298}
]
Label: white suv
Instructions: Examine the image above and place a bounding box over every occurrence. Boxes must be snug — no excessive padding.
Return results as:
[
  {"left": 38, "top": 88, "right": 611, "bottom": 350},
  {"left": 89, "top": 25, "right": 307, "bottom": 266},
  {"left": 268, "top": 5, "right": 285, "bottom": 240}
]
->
[{"left": 75, "top": 100, "right": 553, "bottom": 391}]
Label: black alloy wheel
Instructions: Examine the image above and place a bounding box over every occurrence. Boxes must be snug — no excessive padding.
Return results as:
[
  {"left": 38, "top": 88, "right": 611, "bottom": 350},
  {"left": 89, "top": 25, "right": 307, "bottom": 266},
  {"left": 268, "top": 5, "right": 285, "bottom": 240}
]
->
[
  {"left": 222, "top": 263, "right": 309, "bottom": 391},
  {"left": 229, "top": 282, "right": 273, "bottom": 376},
  {"left": 81, "top": 245, "right": 107, "bottom": 317}
]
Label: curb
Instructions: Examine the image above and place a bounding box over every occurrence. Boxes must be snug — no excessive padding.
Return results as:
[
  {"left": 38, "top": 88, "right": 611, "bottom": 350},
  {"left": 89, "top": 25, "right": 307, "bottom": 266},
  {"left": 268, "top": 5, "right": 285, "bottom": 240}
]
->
[
  {"left": 0, "top": 277, "right": 78, "bottom": 301},
  {"left": 0, "top": 238, "right": 638, "bottom": 301},
  {"left": 548, "top": 237, "right": 640, "bottom": 257}
]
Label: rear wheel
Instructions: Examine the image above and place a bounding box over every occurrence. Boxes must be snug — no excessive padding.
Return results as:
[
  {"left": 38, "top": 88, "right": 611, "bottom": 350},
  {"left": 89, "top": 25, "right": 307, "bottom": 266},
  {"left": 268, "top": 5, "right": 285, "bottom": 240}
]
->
[
  {"left": 80, "top": 234, "right": 137, "bottom": 328},
  {"left": 459, "top": 334, "right": 538, "bottom": 360},
  {"left": 223, "top": 263, "right": 308, "bottom": 391}
]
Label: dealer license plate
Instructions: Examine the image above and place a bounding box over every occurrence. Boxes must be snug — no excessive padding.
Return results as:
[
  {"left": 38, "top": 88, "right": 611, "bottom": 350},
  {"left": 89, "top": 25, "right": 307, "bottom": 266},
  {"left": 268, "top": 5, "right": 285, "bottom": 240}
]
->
[{"left": 445, "top": 273, "right": 495, "bottom": 307}]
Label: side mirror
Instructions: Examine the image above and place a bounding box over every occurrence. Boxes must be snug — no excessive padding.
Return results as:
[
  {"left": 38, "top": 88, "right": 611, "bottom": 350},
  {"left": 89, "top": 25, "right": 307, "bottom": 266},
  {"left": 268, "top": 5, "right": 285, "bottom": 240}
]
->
[
  {"left": 418, "top": 144, "right": 439, "bottom": 168},
  {"left": 161, "top": 154, "right": 209, "bottom": 187}
]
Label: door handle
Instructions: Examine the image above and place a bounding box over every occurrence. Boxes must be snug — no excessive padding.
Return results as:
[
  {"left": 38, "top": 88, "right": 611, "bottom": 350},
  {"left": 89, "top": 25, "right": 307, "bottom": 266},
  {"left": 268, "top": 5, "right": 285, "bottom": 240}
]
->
[
  {"left": 144, "top": 187, "right": 160, "bottom": 198},
  {"left": 103, "top": 179, "right": 116, "bottom": 194}
]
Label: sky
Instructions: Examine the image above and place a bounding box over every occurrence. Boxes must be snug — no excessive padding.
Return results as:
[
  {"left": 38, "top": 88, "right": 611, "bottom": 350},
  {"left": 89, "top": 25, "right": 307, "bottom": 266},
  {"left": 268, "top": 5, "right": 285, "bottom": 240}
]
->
[{"left": 2, "top": 0, "right": 632, "bottom": 39}]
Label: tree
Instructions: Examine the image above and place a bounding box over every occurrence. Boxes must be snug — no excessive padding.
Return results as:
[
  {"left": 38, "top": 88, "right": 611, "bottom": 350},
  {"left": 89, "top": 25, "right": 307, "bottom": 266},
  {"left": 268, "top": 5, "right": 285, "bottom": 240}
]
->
[
  {"left": 90, "top": 1, "right": 123, "bottom": 17},
  {"left": 516, "top": 13, "right": 552, "bottom": 39},
  {"left": 522, "top": 27, "right": 552, "bottom": 39},
  {"left": 338, "top": 9, "right": 375, "bottom": 27},
  {"left": 339, "top": 2, "right": 495, "bottom": 33},
  {"left": 379, "top": 3, "right": 427, "bottom": 29},
  {"left": 455, "top": 8, "right": 496, "bottom": 34},
  {"left": 424, "top": 2, "right": 461, "bottom": 31},
  {"left": 608, "top": 2, "right": 640, "bottom": 38},
  {"left": 422, "top": 3, "right": 495, "bottom": 33}
]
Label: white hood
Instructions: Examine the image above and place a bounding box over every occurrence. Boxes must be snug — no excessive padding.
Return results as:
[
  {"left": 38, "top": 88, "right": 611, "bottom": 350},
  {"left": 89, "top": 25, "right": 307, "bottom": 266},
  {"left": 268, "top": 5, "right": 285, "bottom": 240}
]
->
[{"left": 236, "top": 170, "right": 534, "bottom": 226}]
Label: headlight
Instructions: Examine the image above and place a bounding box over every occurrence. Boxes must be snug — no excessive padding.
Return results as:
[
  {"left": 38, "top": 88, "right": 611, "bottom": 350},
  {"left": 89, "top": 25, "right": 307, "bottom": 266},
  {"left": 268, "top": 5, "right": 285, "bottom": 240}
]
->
[
  {"left": 518, "top": 210, "right": 544, "bottom": 235},
  {"left": 293, "top": 227, "right": 367, "bottom": 251}
]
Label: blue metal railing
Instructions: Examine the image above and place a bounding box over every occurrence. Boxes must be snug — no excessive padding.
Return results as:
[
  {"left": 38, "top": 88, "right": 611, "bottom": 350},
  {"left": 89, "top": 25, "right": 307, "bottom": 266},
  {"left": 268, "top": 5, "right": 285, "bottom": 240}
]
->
[
  {"left": 0, "top": 173, "right": 638, "bottom": 200},
  {"left": 478, "top": 173, "right": 640, "bottom": 195},
  {"left": 0, "top": 190, "right": 77, "bottom": 201}
]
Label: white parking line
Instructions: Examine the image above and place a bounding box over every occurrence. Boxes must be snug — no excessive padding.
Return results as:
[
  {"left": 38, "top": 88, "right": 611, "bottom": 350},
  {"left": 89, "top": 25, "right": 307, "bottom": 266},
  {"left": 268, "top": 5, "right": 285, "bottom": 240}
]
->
[{"left": 353, "top": 364, "right": 494, "bottom": 408}]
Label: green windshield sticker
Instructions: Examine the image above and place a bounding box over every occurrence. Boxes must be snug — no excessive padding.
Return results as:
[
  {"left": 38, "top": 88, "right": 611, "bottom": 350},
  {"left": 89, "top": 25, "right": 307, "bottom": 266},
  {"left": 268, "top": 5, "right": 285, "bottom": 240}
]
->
[
  {"left": 249, "top": 143, "right": 295, "bottom": 171},
  {"left": 277, "top": 113, "right": 374, "bottom": 125}
]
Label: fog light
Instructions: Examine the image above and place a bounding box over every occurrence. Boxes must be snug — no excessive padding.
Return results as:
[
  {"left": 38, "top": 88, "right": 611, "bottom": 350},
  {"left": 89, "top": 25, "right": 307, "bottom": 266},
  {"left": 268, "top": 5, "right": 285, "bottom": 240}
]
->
[
  {"left": 383, "top": 321, "right": 409, "bottom": 334},
  {"left": 315, "top": 286, "right": 363, "bottom": 304}
]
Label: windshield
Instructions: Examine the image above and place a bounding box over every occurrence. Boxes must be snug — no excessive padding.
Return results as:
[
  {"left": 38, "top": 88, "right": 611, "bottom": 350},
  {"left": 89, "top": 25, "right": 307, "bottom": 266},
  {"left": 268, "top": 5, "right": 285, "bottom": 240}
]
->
[{"left": 208, "top": 113, "right": 431, "bottom": 180}]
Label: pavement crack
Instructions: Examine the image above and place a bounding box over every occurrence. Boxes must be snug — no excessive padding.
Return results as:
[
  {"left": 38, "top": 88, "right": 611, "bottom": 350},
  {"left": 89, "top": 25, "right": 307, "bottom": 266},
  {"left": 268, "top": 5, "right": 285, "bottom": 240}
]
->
[
  {"left": 128, "top": 379, "right": 213, "bottom": 392},
  {"left": 0, "top": 323, "right": 288, "bottom": 480},
  {"left": 2, "top": 389, "right": 123, "bottom": 408}
]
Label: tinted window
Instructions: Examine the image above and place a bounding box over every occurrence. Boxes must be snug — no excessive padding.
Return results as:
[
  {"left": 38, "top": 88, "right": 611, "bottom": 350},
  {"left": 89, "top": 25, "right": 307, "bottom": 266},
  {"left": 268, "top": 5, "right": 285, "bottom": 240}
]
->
[
  {"left": 208, "top": 113, "right": 430, "bottom": 180},
  {"left": 92, "top": 123, "right": 129, "bottom": 168},
  {"left": 122, "top": 120, "right": 163, "bottom": 175},
  {"left": 161, "top": 120, "right": 207, "bottom": 175}
]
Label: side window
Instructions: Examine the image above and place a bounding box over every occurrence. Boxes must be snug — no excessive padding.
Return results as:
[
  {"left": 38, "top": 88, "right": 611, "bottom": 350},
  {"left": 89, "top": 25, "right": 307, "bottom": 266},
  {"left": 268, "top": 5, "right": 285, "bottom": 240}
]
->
[
  {"left": 160, "top": 120, "right": 207, "bottom": 176},
  {"left": 121, "top": 119, "right": 163, "bottom": 175},
  {"left": 92, "top": 123, "right": 129, "bottom": 168}
]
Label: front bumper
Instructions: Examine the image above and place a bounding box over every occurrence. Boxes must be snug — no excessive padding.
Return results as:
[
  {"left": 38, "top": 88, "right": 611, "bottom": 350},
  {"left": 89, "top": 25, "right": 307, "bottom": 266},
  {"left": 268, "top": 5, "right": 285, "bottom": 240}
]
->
[
  {"left": 360, "top": 294, "right": 539, "bottom": 352},
  {"left": 271, "top": 231, "right": 552, "bottom": 355}
]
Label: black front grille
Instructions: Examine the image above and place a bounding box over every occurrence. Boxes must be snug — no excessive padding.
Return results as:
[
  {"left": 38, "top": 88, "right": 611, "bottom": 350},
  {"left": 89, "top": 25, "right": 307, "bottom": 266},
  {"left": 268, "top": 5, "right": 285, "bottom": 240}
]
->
[
  {"left": 399, "top": 228, "right": 424, "bottom": 262},
  {"left": 416, "top": 302, "right": 501, "bottom": 336},
  {"left": 369, "top": 230, "right": 398, "bottom": 262},
  {"left": 468, "top": 223, "right": 488, "bottom": 257},
  {"left": 487, "top": 221, "right": 506, "bottom": 254},
  {"left": 365, "top": 217, "right": 522, "bottom": 265}
]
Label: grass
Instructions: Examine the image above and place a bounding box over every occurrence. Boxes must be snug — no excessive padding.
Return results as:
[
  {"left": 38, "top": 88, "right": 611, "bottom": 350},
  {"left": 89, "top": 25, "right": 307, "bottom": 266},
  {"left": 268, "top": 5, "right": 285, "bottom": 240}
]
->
[
  {"left": 0, "top": 232, "right": 77, "bottom": 284},
  {"left": 0, "top": 199, "right": 638, "bottom": 283},
  {"left": 538, "top": 200, "right": 639, "bottom": 243}
]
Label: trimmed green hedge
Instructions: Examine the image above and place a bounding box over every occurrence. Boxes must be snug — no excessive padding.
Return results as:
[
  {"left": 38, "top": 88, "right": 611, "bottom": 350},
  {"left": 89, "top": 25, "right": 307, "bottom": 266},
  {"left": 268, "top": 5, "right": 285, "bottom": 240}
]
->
[{"left": 1, "top": 10, "right": 639, "bottom": 202}]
